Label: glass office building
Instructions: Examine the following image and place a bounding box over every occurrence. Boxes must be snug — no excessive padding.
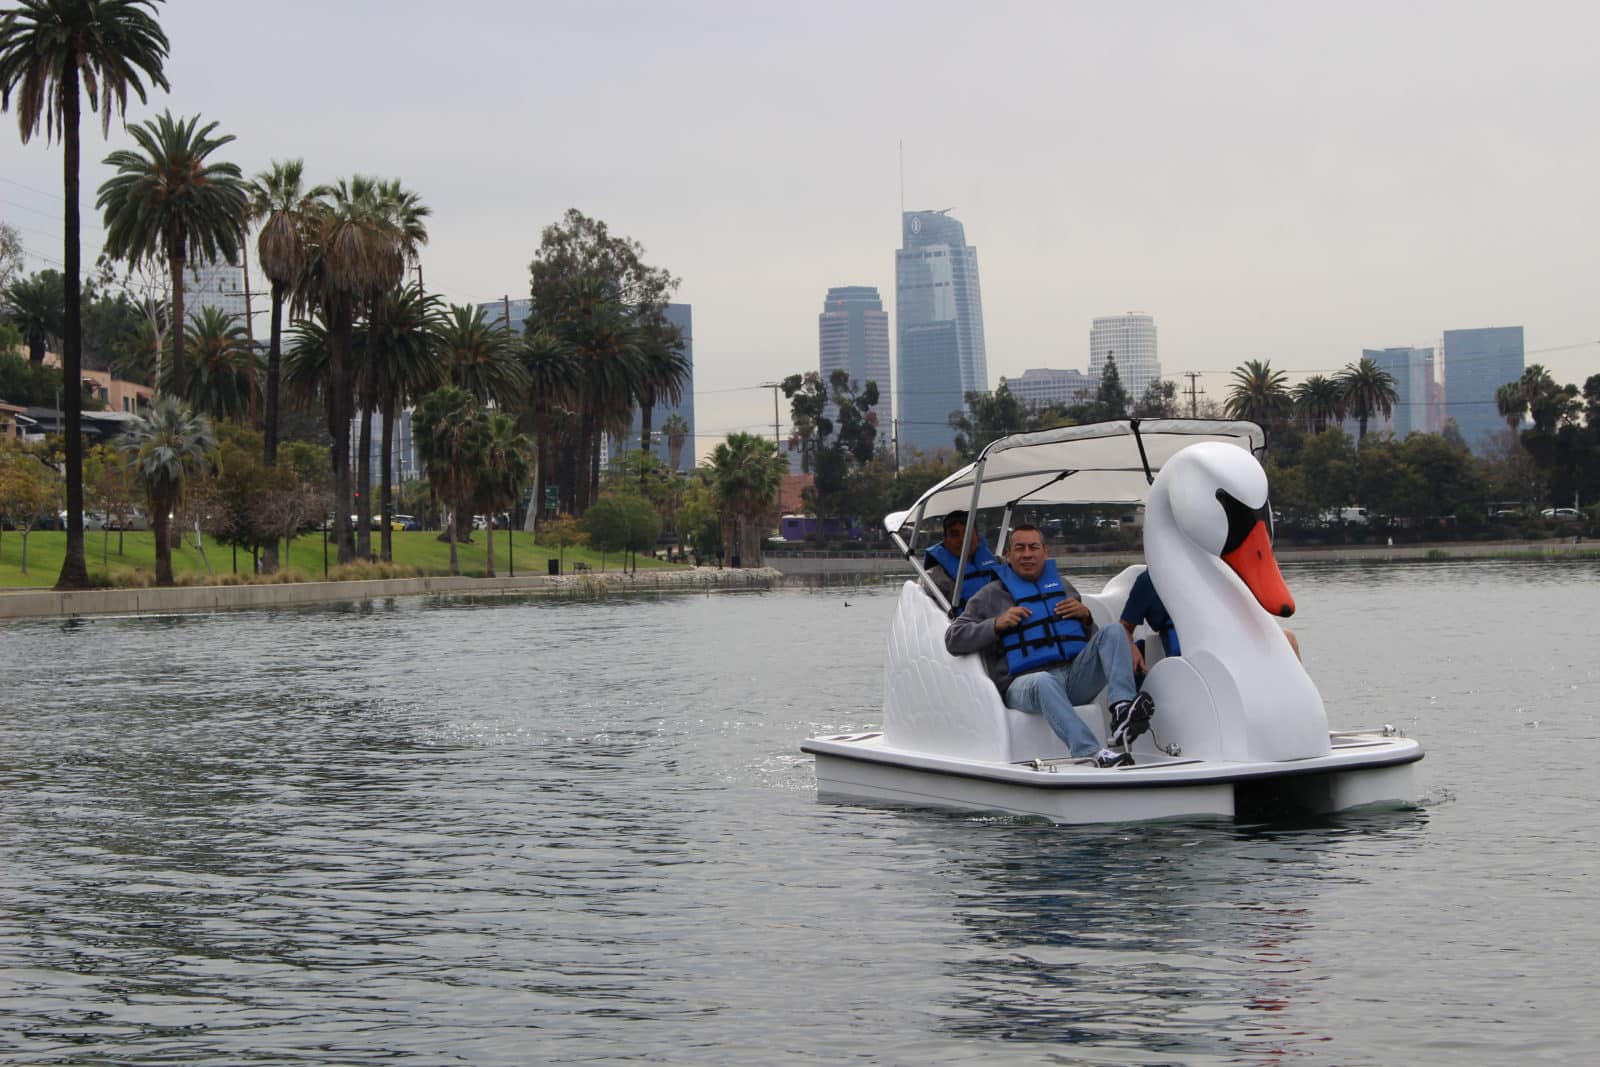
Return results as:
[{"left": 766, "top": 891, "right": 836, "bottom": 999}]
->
[
  {"left": 895, "top": 209, "right": 987, "bottom": 455},
  {"left": 1442, "top": 326, "right": 1523, "bottom": 452},
  {"left": 819, "top": 285, "right": 891, "bottom": 430}
]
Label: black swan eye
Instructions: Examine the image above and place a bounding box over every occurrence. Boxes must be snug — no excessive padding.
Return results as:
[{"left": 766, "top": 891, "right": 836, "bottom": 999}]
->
[{"left": 1216, "top": 489, "right": 1269, "bottom": 556}]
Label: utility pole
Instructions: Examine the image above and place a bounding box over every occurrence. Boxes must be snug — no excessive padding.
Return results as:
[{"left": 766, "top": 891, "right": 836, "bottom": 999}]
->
[
  {"left": 893, "top": 418, "right": 900, "bottom": 475},
  {"left": 760, "top": 381, "right": 782, "bottom": 450},
  {"left": 1183, "top": 371, "right": 1205, "bottom": 417},
  {"left": 503, "top": 294, "right": 512, "bottom": 336}
]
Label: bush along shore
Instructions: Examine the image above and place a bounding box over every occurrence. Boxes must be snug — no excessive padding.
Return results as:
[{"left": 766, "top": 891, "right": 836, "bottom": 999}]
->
[{"left": 0, "top": 565, "right": 782, "bottom": 621}]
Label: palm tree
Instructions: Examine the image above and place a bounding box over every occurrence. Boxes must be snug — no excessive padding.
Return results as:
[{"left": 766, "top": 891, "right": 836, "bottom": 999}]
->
[
  {"left": 662, "top": 412, "right": 690, "bottom": 472},
  {"left": 1224, "top": 359, "right": 1293, "bottom": 428},
  {"left": 414, "top": 385, "right": 486, "bottom": 575},
  {"left": 553, "top": 272, "right": 643, "bottom": 512},
  {"left": 0, "top": 0, "right": 170, "bottom": 591},
  {"left": 178, "top": 306, "right": 256, "bottom": 421},
  {"left": 520, "top": 326, "right": 580, "bottom": 525},
  {"left": 120, "top": 394, "right": 214, "bottom": 586},
  {"left": 1495, "top": 380, "right": 1526, "bottom": 434},
  {"left": 635, "top": 313, "right": 688, "bottom": 458},
  {"left": 1, "top": 269, "right": 64, "bottom": 362},
  {"left": 365, "top": 282, "right": 444, "bottom": 559},
  {"left": 1, "top": 269, "right": 60, "bottom": 360},
  {"left": 247, "top": 159, "right": 316, "bottom": 478},
  {"left": 709, "top": 431, "right": 786, "bottom": 567},
  {"left": 294, "top": 175, "right": 404, "bottom": 564},
  {"left": 96, "top": 110, "right": 248, "bottom": 398},
  {"left": 440, "top": 302, "right": 529, "bottom": 405},
  {"left": 475, "top": 410, "right": 533, "bottom": 578},
  {"left": 352, "top": 179, "right": 429, "bottom": 560},
  {"left": 1334, "top": 357, "right": 1398, "bottom": 440},
  {"left": 1292, "top": 374, "right": 1345, "bottom": 434}
]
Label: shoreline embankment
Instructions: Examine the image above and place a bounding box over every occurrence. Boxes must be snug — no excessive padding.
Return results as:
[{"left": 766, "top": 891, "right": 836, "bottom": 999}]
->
[
  {"left": 0, "top": 566, "right": 782, "bottom": 622},
  {"left": 765, "top": 539, "right": 1598, "bottom": 576}
]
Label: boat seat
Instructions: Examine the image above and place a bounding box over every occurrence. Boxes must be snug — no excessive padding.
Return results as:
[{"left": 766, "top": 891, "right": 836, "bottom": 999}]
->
[{"left": 882, "top": 582, "right": 1106, "bottom": 764}]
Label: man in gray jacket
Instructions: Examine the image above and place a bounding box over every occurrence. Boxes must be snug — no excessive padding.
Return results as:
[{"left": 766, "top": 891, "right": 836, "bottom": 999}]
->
[{"left": 944, "top": 524, "right": 1154, "bottom": 767}]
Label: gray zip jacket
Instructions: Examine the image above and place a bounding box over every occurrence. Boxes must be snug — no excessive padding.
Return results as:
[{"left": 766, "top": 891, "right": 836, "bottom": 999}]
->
[{"left": 943, "top": 573, "right": 1096, "bottom": 697}]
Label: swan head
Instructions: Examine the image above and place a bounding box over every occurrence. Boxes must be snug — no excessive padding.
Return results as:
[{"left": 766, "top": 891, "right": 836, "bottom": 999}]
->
[{"left": 1159, "top": 442, "right": 1296, "bottom": 618}]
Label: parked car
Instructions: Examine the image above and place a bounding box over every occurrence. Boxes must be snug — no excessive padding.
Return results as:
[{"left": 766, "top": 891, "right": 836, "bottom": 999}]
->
[
  {"left": 105, "top": 510, "right": 149, "bottom": 531},
  {"left": 1542, "top": 507, "right": 1581, "bottom": 521},
  {"left": 391, "top": 513, "right": 421, "bottom": 531}
]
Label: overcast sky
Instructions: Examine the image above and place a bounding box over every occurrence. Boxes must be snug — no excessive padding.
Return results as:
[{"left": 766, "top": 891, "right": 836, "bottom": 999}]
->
[{"left": 5, "top": 0, "right": 1597, "bottom": 457}]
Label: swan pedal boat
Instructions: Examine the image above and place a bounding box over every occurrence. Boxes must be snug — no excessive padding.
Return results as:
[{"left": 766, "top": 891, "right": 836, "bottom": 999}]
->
[{"left": 802, "top": 419, "right": 1423, "bottom": 824}]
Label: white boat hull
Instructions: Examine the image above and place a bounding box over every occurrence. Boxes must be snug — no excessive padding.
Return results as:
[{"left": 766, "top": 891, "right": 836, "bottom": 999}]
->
[{"left": 803, "top": 730, "right": 1423, "bottom": 824}]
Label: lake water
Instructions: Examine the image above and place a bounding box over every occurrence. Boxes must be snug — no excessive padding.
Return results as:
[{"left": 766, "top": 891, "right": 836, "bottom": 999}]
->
[{"left": 2, "top": 560, "right": 1598, "bottom": 1065}]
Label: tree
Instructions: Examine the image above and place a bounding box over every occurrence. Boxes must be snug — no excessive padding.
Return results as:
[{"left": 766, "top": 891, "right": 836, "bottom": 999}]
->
[
  {"left": 204, "top": 422, "right": 275, "bottom": 571},
  {"left": 1225, "top": 359, "right": 1292, "bottom": 429},
  {"left": 950, "top": 381, "right": 1027, "bottom": 461},
  {"left": 1, "top": 0, "right": 170, "bottom": 590},
  {"left": 520, "top": 325, "right": 580, "bottom": 528},
  {"left": 1333, "top": 357, "right": 1398, "bottom": 440},
  {"left": 635, "top": 314, "right": 688, "bottom": 460},
  {"left": 579, "top": 493, "right": 657, "bottom": 572},
  {"left": 1296, "top": 427, "right": 1359, "bottom": 521},
  {"left": 1, "top": 268, "right": 64, "bottom": 362},
  {"left": 365, "top": 282, "right": 444, "bottom": 560},
  {"left": 709, "top": 431, "right": 786, "bottom": 566},
  {"left": 0, "top": 443, "right": 59, "bottom": 573},
  {"left": 1133, "top": 378, "right": 1180, "bottom": 419},
  {"left": 353, "top": 179, "right": 429, "bottom": 562},
  {"left": 97, "top": 110, "right": 247, "bottom": 398},
  {"left": 538, "top": 270, "right": 642, "bottom": 513},
  {"left": 293, "top": 175, "right": 407, "bottom": 565},
  {"left": 119, "top": 394, "right": 214, "bottom": 586},
  {"left": 526, "top": 210, "right": 678, "bottom": 513},
  {"left": 534, "top": 512, "right": 587, "bottom": 571},
  {"left": 84, "top": 440, "right": 137, "bottom": 564},
  {"left": 178, "top": 306, "right": 256, "bottom": 421},
  {"left": 440, "top": 302, "right": 527, "bottom": 406},
  {"left": 662, "top": 412, "right": 690, "bottom": 471},
  {"left": 1095, "top": 356, "right": 1131, "bottom": 420},
  {"left": 474, "top": 410, "right": 532, "bottom": 578},
  {"left": 0, "top": 218, "right": 22, "bottom": 289},
  {"left": 1293, "top": 374, "right": 1345, "bottom": 434},
  {"left": 414, "top": 385, "right": 486, "bottom": 575},
  {"left": 247, "top": 158, "right": 317, "bottom": 478}
]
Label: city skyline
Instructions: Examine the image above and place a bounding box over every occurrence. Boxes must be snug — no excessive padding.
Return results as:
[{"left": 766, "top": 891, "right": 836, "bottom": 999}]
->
[{"left": 2, "top": 1, "right": 1595, "bottom": 459}]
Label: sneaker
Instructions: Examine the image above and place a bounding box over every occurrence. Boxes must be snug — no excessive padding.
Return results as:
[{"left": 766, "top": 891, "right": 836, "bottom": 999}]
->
[
  {"left": 1108, "top": 691, "right": 1156, "bottom": 748},
  {"left": 1094, "top": 748, "right": 1135, "bottom": 768}
]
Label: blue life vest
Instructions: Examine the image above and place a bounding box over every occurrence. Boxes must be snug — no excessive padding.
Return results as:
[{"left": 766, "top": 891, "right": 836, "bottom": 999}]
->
[
  {"left": 997, "top": 560, "right": 1090, "bottom": 677},
  {"left": 925, "top": 542, "right": 1001, "bottom": 604}
]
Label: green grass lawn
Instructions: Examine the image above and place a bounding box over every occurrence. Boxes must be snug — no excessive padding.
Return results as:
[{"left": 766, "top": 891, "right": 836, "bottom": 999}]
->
[{"left": 0, "top": 528, "right": 680, "bottom": 589}]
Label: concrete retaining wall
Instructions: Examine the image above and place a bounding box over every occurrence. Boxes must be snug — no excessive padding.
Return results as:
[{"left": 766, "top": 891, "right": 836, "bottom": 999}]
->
[{"left": 0, "top": 567, "right": 782, "bottom": 622}]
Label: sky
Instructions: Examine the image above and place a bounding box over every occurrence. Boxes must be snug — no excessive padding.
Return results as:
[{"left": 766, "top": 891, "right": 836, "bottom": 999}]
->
[{"left": 4, "top": 0, "right": 1598, "bottom": 460}]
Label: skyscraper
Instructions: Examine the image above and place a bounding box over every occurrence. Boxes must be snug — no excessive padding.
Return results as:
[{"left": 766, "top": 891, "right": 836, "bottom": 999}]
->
[
  {"left": 1442, "top": 326, "right": 1523, "bottom": 452},
  {"left": 1089, "top": 313, "right": 1160, "bottom": 403},
  {"left": 818, "top": 285, "right": 891, "bottom": 428},
  {"left": 1362, "top": 347, "right": 1436, "bottom": 438},
  {"left": 896, "top": 209, "right": 987, "bottom": 455}
]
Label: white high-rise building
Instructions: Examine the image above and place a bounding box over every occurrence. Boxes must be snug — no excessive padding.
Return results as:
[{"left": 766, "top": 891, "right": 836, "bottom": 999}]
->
[
  {"left": 184, "top": 256, "right": 248, "bottom": 323},
  {"left": 1089, "top": 313, "right": 1160, "bottom": 402}
]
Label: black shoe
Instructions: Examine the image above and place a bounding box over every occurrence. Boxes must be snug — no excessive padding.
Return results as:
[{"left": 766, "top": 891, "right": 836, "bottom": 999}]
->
[
  {"left": 1093, "top": 748, "right": 1135, "bottom": 768},
  {"left": 1108, "top": 691, "right": 1155, "bottom": 748}
]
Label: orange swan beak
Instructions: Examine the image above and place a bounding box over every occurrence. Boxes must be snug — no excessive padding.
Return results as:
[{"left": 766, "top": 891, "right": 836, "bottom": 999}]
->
[{"left": 1221, "top": 520, "right": 1295, "bottom": 618}]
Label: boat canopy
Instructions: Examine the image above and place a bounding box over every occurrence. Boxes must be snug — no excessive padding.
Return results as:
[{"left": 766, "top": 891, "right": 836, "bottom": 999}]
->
[{"left": 886, "top": 419, "right": 1265, "bottom": 534}]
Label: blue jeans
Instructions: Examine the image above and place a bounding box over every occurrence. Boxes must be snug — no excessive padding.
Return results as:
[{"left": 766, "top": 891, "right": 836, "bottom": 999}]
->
[{"left": 1003, "top": 626, "right": 1136, "bottom": 757}]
